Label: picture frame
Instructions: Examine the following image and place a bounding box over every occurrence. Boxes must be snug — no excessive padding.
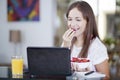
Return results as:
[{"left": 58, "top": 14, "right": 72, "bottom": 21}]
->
[{"left": 7, "top": 0, "right": 40, "bottom": 22}]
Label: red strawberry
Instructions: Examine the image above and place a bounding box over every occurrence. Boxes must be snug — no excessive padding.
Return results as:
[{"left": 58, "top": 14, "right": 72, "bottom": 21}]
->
[{"left": 71, "top": 57, "right": 78, "bottom": 62}]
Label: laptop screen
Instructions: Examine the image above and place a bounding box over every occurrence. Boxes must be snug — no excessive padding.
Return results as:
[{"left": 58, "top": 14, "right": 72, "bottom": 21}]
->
[{"left": 27, "top": 47, "right": 71, "bottom": 77}]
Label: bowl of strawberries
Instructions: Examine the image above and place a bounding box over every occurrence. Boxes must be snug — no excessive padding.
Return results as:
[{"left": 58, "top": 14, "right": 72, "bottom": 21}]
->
[{"left": 71, "top": 57, "right": 90, "bottom": 68}]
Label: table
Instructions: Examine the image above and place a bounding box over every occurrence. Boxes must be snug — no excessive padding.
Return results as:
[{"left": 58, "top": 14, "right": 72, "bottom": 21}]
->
[
  {"left": 0, "top": 66, "right": 107, "bottom": 80},
  {"left": 0, "top": 66, "right": 76, "bottom": 80}
]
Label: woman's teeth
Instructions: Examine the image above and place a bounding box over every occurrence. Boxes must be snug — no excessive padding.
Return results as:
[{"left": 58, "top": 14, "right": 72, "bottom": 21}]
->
[{"left": 71, "top": 28, "right": 80, "bottom": 31}]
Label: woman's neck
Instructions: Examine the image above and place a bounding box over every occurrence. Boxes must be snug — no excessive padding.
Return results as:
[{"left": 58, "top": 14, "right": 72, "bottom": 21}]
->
[{"left": 74, "top": 36, "right": 84, "bottom": 47}]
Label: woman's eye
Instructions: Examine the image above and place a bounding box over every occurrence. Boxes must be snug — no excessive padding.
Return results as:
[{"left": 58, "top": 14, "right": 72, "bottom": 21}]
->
[
  {"left": 68, "top": 18, "right": 72, "bottom": 21},
  {"left": 76, "top": 19, "right": 81, "bottom": 21}
]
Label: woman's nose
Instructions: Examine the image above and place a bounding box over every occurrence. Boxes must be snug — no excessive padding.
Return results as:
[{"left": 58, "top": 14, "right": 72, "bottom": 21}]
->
[{"left": 70, "top": 21, "right": 77, "bottom": 28}]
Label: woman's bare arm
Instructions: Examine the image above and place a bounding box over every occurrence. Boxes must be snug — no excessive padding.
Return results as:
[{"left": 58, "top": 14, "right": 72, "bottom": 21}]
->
[{"left": 95, "top": 59, "right": 110, "bottom": 79}]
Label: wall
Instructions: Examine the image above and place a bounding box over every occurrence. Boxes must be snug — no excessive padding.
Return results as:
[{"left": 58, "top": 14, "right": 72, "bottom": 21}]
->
[
  {"left": 98, "top": 0, "right": 116, "bottom": 40},
  {"left": 83, "top": 0, "right": 116, "bottom": 40},
  {"left": 0, "top": 0, "right": 56, "bottom": 67}
]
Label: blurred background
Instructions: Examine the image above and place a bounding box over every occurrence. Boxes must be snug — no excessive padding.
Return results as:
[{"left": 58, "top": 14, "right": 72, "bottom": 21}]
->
[{"left": 0, "top": 0, "right": 120, "bottom": 79}]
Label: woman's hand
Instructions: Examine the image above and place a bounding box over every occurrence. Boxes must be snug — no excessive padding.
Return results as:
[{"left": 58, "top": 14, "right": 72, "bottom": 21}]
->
[
  {"left": 62, "top": 28, "right": 75, "bottom": 48},
  {"left": 71, "top": 62, "right": 90, "bottom": 72}
]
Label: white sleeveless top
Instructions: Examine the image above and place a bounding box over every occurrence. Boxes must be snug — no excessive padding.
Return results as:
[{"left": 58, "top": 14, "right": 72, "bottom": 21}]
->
[{"left": 71, "top": 37, "right": 109, "bottom": 71}]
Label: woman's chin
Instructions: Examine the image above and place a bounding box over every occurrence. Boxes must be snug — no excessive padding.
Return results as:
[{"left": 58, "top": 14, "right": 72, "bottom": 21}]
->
[
  {"left": 73, "top": 35, "right": 77, "bottom": 37},
  {"left": 74, "top": 34, "right": 82, "bottom": 38},
  {"left": 74, "top": 34, "right": 79, "bottom": 37}
]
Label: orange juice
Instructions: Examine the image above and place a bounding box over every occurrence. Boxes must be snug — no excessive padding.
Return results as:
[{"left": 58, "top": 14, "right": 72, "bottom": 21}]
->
[{"left": 11, "top": 56, "right": 23, "bottom": 76}]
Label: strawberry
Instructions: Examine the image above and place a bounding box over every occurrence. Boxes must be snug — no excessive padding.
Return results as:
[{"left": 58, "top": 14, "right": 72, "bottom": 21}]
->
[
  {"left": 71, "top": 57, "right": 78, "bottom": 62},
  {"left": 71, "top": 57, "right": 90, "bottom": 63}
]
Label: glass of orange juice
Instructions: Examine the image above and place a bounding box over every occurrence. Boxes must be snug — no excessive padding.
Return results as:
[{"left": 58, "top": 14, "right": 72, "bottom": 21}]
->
[{"left": 11, "top": 56, "right": 23, "bottom": 78}]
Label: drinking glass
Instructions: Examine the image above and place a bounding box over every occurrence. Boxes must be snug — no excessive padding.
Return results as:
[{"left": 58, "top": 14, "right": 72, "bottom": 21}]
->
[{"left": 11, "top": 56, "right": 23, "bottom": 78}]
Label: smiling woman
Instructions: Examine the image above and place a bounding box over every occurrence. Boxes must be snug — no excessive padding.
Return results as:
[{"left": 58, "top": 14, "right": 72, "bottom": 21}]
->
[{"left": 61, "top": 1, "right": 110, "bottom": 79}]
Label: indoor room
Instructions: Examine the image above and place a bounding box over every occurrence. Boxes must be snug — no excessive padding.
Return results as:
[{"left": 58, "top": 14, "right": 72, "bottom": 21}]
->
[{"left": 0, "top": 0, "right": 120, "bottom": 80}]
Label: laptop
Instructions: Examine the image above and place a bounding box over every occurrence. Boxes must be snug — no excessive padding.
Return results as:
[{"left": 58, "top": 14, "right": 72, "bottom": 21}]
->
[{"left": 27, "top": 47, "right": 72, "bottom": 78}]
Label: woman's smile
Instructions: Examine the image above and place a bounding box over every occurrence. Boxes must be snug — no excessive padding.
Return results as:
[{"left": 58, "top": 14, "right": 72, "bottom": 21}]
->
[{"left": 71, "top": 27, "right": 80, "bottom": 31}]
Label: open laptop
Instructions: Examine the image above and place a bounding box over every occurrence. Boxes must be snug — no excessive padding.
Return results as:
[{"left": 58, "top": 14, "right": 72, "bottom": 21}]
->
[{"left": 27, "top": 47, "right": 72, "bottom": 78}]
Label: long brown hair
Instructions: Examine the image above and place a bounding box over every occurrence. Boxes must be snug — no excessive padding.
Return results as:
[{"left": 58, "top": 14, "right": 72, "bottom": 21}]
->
[{"left": 66, "top": 1, "right": 99, "bottom": 58}]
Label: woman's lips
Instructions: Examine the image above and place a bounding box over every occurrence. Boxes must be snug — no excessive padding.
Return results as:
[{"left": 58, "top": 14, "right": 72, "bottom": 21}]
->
[
  {"left": 71, "top": 28, "right": 80, "bottom": 31},
  {"left": 72, "top": 28, "right": 76, "bottom": 31}
]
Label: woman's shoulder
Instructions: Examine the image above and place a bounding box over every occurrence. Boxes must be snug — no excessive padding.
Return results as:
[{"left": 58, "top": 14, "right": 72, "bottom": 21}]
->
[
  {"left": 90, "top": 37, "right": 107, "bottom": 50},
  {"left": 88, "top": 37, "right": 109, "bottom": 65}
]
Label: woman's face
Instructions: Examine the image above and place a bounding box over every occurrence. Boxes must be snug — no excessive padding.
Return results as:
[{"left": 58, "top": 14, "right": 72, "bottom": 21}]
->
[{"left": 67, "top": 8, "right": 87, "bottom": 37}]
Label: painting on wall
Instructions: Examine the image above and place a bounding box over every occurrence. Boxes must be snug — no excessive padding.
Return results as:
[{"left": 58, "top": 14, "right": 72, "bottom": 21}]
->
[{"left": 7, "top": 0, "right": 40, "bottom": 21}]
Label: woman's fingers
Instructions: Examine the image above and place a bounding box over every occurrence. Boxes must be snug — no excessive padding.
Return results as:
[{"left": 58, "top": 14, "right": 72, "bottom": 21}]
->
[
  {"left": 62, "top": 28, "right": 75, "bottom": 48},
  {"left": 71, "top": 62, "right": 74, "bottom": 71},
  {"left": 76, "top": 66, "right": 90, "bottom": 72},
  {"left": 71, "top": 63, "right": 77, "bottom": 71},
  {"left": 64, "top": 28, "right": 73, "bottom": 37},
  {"left": 63, "top": 29, "right": 75, "bottom": 41},
  {"left": 85, "top": 67, "right": 90, "bottom": 71},
  {"left": 72, "top": 63, "right": 90, "bottom": 72},
  {"left": 69, "top": 31, "right": 75, "bottom": 40}
]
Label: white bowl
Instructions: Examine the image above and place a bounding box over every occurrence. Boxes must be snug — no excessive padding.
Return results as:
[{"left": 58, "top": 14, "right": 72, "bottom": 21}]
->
[
  {"left": 75, "top": 61, "right": 90, "bottom": 68},
  {"left": 71, "top": 58, "right": 90, "bottom": 68}
]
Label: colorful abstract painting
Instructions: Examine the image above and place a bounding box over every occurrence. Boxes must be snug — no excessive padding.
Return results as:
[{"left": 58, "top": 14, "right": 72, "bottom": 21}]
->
[{"left": 8, "top": 0, "right": 39, "bottom": 21}]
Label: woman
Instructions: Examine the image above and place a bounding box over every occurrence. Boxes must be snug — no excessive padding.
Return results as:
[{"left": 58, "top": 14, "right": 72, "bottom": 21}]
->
[{"left": 62, "top": 1, "right": 110, "bottom": 79}]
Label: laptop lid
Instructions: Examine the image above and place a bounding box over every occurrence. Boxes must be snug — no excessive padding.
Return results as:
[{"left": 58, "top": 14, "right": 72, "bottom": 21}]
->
[{"left": 27, "top": 47, "right": 71, "bottom": 77}]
